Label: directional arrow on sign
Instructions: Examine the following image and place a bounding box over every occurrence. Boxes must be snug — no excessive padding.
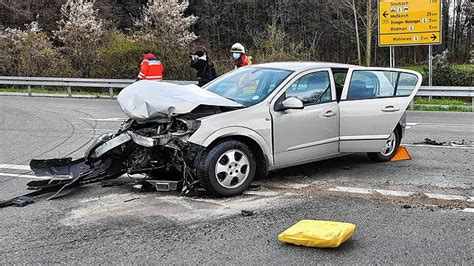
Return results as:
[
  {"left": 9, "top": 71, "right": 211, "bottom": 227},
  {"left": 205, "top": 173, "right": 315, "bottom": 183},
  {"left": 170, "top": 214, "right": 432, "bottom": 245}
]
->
[
  {"left": 383, "top": 11, "right": 389, "bottom": 18},
  {"left": 431, "top": 34, "right": 437, "bottom": 41}
]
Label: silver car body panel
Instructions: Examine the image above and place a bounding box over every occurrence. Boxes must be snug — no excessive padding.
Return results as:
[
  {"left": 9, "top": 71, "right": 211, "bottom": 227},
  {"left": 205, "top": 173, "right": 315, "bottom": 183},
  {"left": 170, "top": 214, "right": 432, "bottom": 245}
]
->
[
  {"left": 338, "top": 67, "right": 421, "bottom": 152},
  {"left": 269, "top": 68, "right": 340, "bottom": 167},
  {"left": 117, "top": 80, "right": 243, "bottom": 121},
  {"left": 171, "top": 63, "right": 420, "bottom": 170},
  {"left": 94, "top": 133, "right": 132, "bottom": 158}
]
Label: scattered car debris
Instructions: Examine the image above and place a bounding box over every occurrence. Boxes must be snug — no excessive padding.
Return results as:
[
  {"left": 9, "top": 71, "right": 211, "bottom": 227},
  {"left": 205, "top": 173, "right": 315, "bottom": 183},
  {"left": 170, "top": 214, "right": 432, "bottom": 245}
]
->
[
  {"left": 124, "top": 197, "right": 140, "bottom": 203},
  {"left": 278, "top": 220, "right": 356, "bottom": 248},
  {"left": 450, "top": 140, "right": 473, "bottom": 147},
  {"left": 422, "top": 138, "right": 445, "bottom": 146},
  {"left": 241, "top": 210, "right": 255, "bottom": 217}
]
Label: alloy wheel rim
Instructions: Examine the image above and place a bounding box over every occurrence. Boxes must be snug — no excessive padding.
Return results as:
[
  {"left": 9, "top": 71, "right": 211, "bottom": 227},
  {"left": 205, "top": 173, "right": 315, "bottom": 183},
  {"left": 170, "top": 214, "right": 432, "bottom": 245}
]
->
[
  {"left": 381, "top": 132, "right": 396, "bottom": 156},
  {"left": 215, "top": 149, "right": 250, "bottom": 189}
]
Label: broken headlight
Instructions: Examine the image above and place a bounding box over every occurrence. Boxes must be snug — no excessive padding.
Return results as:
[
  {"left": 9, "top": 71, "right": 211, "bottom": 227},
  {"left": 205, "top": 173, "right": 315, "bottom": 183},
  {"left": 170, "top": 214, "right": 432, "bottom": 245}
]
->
[{"left": 170, "top": 118, "right": 201, "bottom": 136}]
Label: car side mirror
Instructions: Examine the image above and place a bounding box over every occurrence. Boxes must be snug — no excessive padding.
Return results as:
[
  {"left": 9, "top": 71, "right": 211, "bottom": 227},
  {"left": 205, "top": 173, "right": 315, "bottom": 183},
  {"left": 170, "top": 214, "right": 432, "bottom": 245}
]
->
[{"left": 277, "top": 97, "right": 304, "bottom": 111}]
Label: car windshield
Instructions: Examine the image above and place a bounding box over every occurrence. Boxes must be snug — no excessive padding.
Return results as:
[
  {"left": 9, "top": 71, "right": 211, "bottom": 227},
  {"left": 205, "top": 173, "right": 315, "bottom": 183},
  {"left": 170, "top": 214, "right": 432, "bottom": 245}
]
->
[{"left": 206, "top": 67, "right": 293, "bottom": 107}]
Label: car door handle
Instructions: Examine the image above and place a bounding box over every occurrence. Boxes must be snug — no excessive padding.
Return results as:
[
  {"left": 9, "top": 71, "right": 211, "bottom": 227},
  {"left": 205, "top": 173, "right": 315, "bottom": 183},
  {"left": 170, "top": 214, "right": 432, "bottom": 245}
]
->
[
  {"left": 382, "top": 106, "right": 400, "bottom": 112},
  {"left": 324, "top": 110, "right": 337, "bottom": 117}
]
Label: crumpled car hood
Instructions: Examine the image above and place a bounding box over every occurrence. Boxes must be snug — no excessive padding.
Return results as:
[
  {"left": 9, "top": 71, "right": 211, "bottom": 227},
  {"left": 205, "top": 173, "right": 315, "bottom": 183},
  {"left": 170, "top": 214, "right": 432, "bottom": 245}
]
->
[{"left": 117, "top": 81, "right": 243, "bottom": 120}]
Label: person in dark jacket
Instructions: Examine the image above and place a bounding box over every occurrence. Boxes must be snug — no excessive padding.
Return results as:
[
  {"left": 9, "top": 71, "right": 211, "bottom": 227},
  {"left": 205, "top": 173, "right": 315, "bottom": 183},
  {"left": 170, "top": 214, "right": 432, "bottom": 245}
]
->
[{"left": 190, "top": 50, "right": 212, "bottom": 87}]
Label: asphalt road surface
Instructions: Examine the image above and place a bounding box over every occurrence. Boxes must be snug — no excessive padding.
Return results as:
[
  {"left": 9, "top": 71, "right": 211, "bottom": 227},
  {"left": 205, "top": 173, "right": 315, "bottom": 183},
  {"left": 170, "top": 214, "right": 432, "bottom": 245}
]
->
[{"left": 0, "top": 96, "right": 472, "bottom": 264}]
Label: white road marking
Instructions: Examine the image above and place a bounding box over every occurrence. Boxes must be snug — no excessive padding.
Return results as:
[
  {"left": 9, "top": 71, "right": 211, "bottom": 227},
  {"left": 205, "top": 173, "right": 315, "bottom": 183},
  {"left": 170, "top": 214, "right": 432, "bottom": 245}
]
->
[
  {"left": 328, "top": 186, "right": 373, "bottom": 194},
  {"left": 425, "top": 193, "right": 470, "bottom": 201},
  {"left": 0, "top": 172, "right": 53, "bottom": 180},
  {"left": 374, "top": 189, "right": 414, "bottom": 197},
  {"left": 402, "top": 144, "right": 474, "bottom": 150},
  {"left": 80, "top": 118, "right": 126, "bottom": 122},
  {"left": 0, "top": 164, "right": 30, "bottom": 171},
  {"left": 462, "top": 208, "right": 474, "bottom": 213},
  {"left": 406, "top": 122, "right": 474, "bottom": 127},
  {"left": 328, "top": 186, "right": 472, "bottom": 203}
]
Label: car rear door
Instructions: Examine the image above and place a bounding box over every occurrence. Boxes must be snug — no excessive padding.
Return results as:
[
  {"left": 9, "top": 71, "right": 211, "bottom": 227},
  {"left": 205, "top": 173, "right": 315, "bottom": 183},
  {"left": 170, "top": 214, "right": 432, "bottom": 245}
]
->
[
  {"left": 338, "top": 67, "right": 421, "bottom": 152},
  {"left": 271, "top": 68, "right": 339, "bottom": 167}
]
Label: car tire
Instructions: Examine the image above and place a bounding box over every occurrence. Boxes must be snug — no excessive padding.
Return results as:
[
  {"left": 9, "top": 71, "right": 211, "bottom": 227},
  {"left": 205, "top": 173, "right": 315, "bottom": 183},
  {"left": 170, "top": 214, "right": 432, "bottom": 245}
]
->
[
  {"left": 197, "top": 140, "right": 256, "bottom": 197},
  {"left": 367, "top": 129, "right": 400, "bottom": 162}
]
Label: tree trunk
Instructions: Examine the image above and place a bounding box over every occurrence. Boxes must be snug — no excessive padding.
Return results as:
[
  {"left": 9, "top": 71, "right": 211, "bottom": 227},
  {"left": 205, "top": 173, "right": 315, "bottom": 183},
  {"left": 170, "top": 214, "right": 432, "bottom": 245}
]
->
[
  {"left": 365, "top": 0, "right": 373, "bottom": 66},
  {"left": 352, "top": 0, "right": 362, "bottom": 65}
]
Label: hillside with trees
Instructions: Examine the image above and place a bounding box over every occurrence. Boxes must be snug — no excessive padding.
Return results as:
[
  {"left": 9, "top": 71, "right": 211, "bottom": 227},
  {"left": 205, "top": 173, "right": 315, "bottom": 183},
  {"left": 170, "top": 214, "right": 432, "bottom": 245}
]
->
[{"left": 0, "top": 0, "right": 472, "bottom": 84}]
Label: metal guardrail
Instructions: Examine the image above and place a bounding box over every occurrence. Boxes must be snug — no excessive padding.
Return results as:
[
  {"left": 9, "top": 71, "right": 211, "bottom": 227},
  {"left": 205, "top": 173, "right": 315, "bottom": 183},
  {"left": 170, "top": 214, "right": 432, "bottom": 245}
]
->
[
  {"left": 0, "top": 77, "right": 472, "bottom": 110},
  {"left": 416, "top": 86, "right": 474, "bottom": 97},
  {"left": 0, "top": 76, "right": 195, "bottom": 97}
]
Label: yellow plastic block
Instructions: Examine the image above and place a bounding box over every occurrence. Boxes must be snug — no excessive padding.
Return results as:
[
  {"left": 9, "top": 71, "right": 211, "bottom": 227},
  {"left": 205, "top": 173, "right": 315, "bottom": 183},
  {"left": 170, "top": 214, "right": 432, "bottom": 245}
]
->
[
  {"left": 278, "top": 220, "right": 356, "bottom": 248},
  {"left": 391, "top": 146, "right": 412, "bottom": 161}
]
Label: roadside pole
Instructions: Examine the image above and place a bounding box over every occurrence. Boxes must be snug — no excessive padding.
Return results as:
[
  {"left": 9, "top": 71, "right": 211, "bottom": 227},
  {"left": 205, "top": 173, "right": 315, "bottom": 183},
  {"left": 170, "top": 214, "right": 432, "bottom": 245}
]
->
[
  {"left": 428, "top": 45, "right": 433, "bottom": 100},
  {"left": 389, "top": 46, "right": 395, "bottom": 68}
]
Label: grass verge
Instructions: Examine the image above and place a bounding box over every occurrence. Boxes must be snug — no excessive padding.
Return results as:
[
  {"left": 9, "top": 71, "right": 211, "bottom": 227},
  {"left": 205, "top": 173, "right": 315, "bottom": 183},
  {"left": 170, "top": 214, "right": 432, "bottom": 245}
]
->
[
  {"left": 414, "top": 105, "right": 472, "bottom": 112},
  {"left": 414, "top": 98, "right": 467, "bottom": 106}
]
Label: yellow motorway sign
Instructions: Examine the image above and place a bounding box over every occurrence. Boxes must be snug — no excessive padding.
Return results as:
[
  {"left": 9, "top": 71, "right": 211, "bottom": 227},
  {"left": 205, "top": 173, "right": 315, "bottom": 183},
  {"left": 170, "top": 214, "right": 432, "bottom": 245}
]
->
[{"left": 378, "top": 0, "right": 442, "bottom": 46}]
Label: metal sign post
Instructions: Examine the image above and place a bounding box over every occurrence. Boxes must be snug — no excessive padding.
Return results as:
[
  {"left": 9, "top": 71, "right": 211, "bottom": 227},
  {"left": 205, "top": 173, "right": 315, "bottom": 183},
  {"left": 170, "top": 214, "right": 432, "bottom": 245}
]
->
[
  {"left": 428, "top": 45, "right": 433, "bottom": 87},
  {"left": 378, "top": 0, "right": 442, "bottom": 82},
  {"left": 390, "top": 46, "right": 395, "bottom": 68}
]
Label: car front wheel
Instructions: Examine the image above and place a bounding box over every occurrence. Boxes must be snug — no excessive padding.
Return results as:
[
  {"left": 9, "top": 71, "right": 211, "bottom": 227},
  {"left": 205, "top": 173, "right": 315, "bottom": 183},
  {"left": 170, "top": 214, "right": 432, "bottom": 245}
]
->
[
  {"left": 197, "top": 140, "right": 256, "bottom": 197},
  {"left": 367, "top": 129, "right": 400, "bottom": 162}
]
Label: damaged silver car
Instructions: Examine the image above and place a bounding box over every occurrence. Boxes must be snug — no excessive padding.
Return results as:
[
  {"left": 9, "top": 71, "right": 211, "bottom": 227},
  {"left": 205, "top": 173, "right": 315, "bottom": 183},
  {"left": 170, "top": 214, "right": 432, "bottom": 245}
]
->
[{"left": 26, "top": 62, "right": 421, "bottom": 198}]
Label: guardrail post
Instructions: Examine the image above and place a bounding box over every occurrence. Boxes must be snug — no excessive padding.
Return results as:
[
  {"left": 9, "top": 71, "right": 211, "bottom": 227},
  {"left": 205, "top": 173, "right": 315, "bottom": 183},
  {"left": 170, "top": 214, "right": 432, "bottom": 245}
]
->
[
  {"left": 67, "top": 86, "right": 71, "bottom": 97},
  {"left": 109, "top": 87, "right": 114, "bottom": 98},
  {"left": 27, "top": 85, "right": 32, "bottom": 97}
]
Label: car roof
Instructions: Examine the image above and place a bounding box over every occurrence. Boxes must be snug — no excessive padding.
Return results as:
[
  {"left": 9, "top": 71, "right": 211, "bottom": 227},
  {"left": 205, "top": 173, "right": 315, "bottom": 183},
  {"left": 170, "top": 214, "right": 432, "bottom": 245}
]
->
[{"left": 252, "top": 61, "right": 358, "bottom": 71}]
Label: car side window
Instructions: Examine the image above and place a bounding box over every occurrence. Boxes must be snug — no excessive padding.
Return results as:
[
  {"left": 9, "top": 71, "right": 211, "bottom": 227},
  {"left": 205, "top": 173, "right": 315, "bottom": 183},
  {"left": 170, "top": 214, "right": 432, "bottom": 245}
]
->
[
  {"left": 286, "top": 71, "right": 332, "bottom": 105},
  {"left": 396, "top": 73, "right": 418, "bottom": 96},
  {"left": 347, "top": 71, "right": 397, "bottom": 100}
]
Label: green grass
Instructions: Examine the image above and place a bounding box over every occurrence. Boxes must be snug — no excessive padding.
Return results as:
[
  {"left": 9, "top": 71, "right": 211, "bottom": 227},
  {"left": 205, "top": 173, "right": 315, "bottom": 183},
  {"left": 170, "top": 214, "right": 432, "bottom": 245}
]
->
[
  {"left": 451, "top": 64, "right": 474, "bottom": 72},
  {"left": 414, "top": 98, "right": 466, "bottom": 106},
  {"left": 0, "top": 87, "right": 113, "bottom": 96},
  {"left": 415, "top": 105, "right": 471, "bottom": 112}
]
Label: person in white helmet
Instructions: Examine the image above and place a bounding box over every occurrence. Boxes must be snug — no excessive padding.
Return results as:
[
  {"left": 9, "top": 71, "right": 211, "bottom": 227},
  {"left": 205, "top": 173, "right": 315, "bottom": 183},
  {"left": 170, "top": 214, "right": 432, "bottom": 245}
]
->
[{"left": 230, "top": 43, "right": 252, "bottom": 68}]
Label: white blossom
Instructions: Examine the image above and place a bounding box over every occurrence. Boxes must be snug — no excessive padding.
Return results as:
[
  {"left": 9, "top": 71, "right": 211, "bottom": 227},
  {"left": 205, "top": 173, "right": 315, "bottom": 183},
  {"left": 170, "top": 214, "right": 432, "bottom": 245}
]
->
[
  {"left": 136, "top": 0, "right": 198, "bottom": 47},
  {"left": 55, "top": 0, "right": 103, "bottom": 44}
]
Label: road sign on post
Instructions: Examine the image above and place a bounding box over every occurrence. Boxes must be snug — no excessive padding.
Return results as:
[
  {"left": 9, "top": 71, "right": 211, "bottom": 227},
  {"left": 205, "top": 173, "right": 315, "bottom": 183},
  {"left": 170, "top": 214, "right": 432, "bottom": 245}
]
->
[{"left": 378, "top": 0, "right": 442, "bottom": 47}]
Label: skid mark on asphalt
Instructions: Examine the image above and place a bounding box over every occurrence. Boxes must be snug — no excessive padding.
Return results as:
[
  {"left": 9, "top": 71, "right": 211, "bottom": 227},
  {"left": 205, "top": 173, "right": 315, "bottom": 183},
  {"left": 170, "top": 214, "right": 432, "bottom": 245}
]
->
[{"left": 61, "top": 191, "right": 298, "bottom": 226}]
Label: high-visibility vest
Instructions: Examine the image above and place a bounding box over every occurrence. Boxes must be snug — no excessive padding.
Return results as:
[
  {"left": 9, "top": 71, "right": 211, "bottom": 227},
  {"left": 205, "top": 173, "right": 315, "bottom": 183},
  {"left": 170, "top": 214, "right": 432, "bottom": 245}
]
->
[{"left": 137, "top": 53, "right": 164, "bottom": 81}]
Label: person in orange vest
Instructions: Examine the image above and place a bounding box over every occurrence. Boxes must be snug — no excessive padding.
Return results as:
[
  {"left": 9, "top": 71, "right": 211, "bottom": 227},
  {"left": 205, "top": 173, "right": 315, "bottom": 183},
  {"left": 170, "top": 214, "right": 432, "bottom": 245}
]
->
[
  {"left": 137, "top": 50, "right": 164, "bottom": 81},
  {"left": 231, "top": 43, "right": 252, "bottom": 68}
]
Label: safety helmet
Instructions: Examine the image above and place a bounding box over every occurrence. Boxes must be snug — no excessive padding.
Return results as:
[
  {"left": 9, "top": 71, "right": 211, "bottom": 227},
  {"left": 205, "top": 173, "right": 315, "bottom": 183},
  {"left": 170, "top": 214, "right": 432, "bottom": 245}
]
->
[{"left": 230, "top": 43, "right": 246, "bottom": 54}]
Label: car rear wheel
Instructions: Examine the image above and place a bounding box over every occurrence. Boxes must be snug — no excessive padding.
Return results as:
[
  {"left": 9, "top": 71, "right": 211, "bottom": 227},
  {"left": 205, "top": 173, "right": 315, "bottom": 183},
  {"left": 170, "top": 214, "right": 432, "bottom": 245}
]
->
[
  {"left": 197, "top": 140, "right": 256, "bottom": 197},
  {"left": 367, "top": 129, "right": 400, "bottom": 162}
]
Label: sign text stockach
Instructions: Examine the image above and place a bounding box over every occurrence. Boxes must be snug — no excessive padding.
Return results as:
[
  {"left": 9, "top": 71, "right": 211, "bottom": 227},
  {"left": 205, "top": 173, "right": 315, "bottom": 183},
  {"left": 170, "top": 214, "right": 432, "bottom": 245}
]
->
[{"left": 378, "top": 0, "right": 442, "bottom": 46}]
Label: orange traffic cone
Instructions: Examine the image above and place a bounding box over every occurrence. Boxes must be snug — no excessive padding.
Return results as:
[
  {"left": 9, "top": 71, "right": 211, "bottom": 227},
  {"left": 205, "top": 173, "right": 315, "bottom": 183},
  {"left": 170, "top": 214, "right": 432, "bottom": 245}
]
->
[{"left": 391, "top": 146, "right": 412, "bottom": 161}]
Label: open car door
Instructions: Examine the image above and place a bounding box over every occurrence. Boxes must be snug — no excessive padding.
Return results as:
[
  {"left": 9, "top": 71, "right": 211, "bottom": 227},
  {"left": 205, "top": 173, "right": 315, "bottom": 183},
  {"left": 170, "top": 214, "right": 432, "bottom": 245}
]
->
[{"left": 338, "top": 67, "right": 422, "bottom": 152}]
